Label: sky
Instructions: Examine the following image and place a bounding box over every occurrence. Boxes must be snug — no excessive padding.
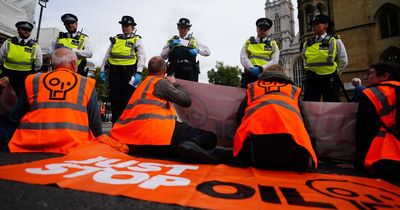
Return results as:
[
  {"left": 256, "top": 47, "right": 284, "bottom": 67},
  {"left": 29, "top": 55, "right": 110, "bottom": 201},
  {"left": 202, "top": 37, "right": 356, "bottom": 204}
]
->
[{"left": 34, "top": 0, "right": 298, "bottom": 83}]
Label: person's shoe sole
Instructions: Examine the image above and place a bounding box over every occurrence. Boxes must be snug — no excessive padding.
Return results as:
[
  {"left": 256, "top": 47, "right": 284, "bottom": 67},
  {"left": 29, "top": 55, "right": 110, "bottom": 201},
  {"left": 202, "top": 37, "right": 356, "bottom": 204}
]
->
[{"left": 177, "top": 141, "right": 219, "bottom": 164}]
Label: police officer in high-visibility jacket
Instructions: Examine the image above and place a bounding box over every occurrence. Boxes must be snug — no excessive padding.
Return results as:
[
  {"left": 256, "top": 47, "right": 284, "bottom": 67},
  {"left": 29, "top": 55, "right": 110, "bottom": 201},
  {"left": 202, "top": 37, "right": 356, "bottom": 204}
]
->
[
  {"left": 161, "top": 18, "right": 210, "bottom": 82},
  {"left": 100, "top": 15, "right": 146, "bottom": 124},
  {"left": 240, "top": 18, "right": 280, "bottom": 88},
  {"left": 355, "top": 62, "right": 400, "bottom": 177},
  {"left": 111, "top": 56, "right": 218, "bottom": 163},
  {"left": 234, "top": 65, "right": 317, "bottom": 170},
  {"left": 301, "top": 15, "right": 348, "bottom": 102},
  {"left": 8, "top": 48, "right": 102, "bottom": 154},
  {"left": 0, "top": 21, "right": 42, "bottom": 97},
  {"left": 48, "top": 13, "right": 93, "bottom": 77}
]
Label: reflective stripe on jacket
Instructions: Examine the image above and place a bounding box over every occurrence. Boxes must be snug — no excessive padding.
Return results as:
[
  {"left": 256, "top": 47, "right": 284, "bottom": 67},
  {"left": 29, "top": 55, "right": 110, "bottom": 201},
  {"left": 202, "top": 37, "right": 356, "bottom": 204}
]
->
[
  {"left": 3, "top": 38, "right": 38, "bottom": 71},
  {"left": 245, "top": 37, "right": 277, "bottom": 67},
  {"left": 110, "top": 76, "right": 177, "bottom": 145},
  {"left": 362, "top": 81, "right": 400, "bottom": 170},
  {"left": 302, "top": 36, "right": 338, "bottom": 75},
  {"left": 57, "top": 34, "right": 87, "bottom": 65},
  {"left": 107, "top": 36, "right": 140, "bottom": 65},
  {"left": 233, "top": 80, "right": 318, "bottom": 168},
  {"left": 8, "top": 68, "right": 96, "bottom": 154}
]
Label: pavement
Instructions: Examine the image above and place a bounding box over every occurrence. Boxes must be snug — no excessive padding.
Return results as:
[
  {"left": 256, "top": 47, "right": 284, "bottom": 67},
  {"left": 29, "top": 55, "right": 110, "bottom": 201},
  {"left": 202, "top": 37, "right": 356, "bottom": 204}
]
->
[{"left": 0, "top": 123, "right": 398, "bottom": 210}]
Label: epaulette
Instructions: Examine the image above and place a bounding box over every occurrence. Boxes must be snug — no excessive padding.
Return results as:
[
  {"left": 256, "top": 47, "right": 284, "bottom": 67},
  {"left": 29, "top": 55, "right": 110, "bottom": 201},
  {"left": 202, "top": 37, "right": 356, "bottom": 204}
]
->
[
  {"left": 109, "top": 36, "right": 116, "bottom": 44},
  {"left": 332, "top": 34, "right": 341, "bottom": 39},
  {"left": 306, "top": 37, "right": 315, "bottom": 46},
  {"left": 134, "top": 34, "right": 142, "bottom": 39},
  {"left": 249, "top": 36, "right": 257, "bottom": 44},
  {"left": 10, "top": 36, "right": 19, "bottom": 44}
]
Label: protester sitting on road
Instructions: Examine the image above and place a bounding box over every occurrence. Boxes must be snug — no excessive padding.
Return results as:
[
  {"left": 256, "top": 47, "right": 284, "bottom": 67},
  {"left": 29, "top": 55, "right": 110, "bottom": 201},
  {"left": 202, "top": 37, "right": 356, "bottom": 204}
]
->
[
  {"left": 350, "top": 77, "right": 365, "bottom": 102},
  {"left": 110, "top": 56, "right": 218, "bottom": 163},
  {"left": 355, "top": 62, "right": 400, "bottom": 177},
  {"left": 8, "top": 48, "right": 102, "bottom": 154},
  {"left": 234, "top": 65, "right": 318, "bottom": 170}
]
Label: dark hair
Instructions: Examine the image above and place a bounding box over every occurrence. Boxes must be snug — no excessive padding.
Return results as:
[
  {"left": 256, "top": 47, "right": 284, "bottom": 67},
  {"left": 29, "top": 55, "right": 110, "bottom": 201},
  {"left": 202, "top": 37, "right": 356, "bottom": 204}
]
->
[{"left": 370, "top": 62, "right": 400, "bottom": 81}]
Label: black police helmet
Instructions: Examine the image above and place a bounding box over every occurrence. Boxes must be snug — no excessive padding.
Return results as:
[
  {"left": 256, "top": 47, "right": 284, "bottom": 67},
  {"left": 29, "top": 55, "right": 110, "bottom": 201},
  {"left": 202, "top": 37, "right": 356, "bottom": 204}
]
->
[
  {"left": 309, "top": 15, "right": 334, "bottom": 27},
  {"left": 256, "top": 18, "right": 273, "bottom": 29},
  {"left": 119, "top": 16, "right": 137, "bottom": 26},
  {"left": 61, "top": 13, "right": 78, "bottom": 23},
  {"left": 15, "top": 21, "right": 34, "bottom": 32},
  {"left": 177, "top": 18, "right": 192, "bottom": 27}
]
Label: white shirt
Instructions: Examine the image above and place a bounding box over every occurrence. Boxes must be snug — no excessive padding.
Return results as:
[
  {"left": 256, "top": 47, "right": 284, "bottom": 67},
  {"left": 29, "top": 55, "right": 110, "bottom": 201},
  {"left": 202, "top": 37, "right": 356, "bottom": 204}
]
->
[
  {"left": 100, "top": 33, "right": 146, "bottom": 73},
  {"left": 302, "top": 33, "right": 348, "bottom": 75},
  {"left": 240, "top": 36, "right": 280, "bottom": 71},
  {"left": 160, "top": 35, "right": 210, "bottom": 60},
  {"left": 0, "top": 37, "right": 43, "bottom": 70},
  {"left": 48, "top": 31, "right": 93, "bottom": 59}
]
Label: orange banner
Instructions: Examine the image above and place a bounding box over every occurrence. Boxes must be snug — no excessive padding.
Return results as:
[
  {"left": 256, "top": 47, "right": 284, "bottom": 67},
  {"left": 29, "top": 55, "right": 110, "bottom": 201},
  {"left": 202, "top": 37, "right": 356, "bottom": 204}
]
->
[{"left": 0, "top": 142, "right": 399, "bottom": 210}]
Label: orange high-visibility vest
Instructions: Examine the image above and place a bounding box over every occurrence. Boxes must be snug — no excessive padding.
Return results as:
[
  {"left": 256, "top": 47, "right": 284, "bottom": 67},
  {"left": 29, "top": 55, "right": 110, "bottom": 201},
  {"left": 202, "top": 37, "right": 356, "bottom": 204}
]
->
[
  {"left": 8, "top": 68, "right": 96, "bottom": 154},
  {"left": 110, "top": 76, "right": 177, "bottom": 145},
  {"left": 234, "top": 80, "right": 318, "bottom": 168},
  {"left": 362, "top": 81, "right": 400, "bottom": 170}
]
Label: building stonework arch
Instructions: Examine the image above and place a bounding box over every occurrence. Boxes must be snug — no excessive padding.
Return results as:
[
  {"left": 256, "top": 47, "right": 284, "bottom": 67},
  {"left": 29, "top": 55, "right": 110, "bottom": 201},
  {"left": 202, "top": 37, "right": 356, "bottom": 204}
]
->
[{"left": 380, "top": 46, "right": 400, "bottom": 64}]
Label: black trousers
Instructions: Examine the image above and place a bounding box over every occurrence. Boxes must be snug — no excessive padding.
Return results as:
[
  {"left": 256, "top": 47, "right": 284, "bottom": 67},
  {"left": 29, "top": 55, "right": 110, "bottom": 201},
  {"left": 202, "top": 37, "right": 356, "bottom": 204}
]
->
[
  {"left": 168, "top": 62, "right": 199, "bottom": 82},
  {"left": 76, "top": 61, "right": 88, "bottom": 77},
  {"left": 108, "top": 64, "right": 136, "bottom": 124},
  {"left": 2, "top": 67, "right": 35, "bottom": 97},
  {"left": 303, "top": 71, "right": 341, "bottom": 102},
  {"left": 128, "top": 121, "right": 217, "bottom": 157},
  {"left": 237, "top": 134, "right": 313, "bottom": 170}
]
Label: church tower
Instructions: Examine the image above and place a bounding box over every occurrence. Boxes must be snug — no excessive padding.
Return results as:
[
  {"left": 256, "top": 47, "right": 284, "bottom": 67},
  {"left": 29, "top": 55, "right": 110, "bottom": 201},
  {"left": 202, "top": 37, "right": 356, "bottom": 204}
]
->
[{"left": 265, "top": 0, "right": 301, "bottom": 85}]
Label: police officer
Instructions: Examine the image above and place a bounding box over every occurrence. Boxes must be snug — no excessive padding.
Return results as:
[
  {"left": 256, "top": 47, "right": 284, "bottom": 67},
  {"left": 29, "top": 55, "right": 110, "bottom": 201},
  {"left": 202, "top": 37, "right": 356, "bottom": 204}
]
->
[
  {"left": 100, "top": 15, "right": 146, "bottom": 124},
  {"left": 0, "top": 21, "right": 42, "bottom": 96},
  {"left": 240, "top": 18, "right": 280, "bottom": 88},
  {"left": 48, "top": 13, "right": 93, "bottom": 77},
  {"left": 301, "top": 15, "right": 348, "bottom": 102},
  {"left": 161, "top": 18, "right": 210, "bottom": 82}
]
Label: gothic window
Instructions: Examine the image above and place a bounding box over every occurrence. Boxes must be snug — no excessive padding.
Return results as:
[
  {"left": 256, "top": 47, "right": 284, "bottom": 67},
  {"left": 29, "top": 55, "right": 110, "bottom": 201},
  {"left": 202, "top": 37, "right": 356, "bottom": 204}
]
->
[
  {"left": 293, "top": 57, "right": 304, "bottom": 87},
  {"left": 274, "top": 14, "right": 281, "bottom": 32},
  {"left": 298, "top": 10, "right": 304, "bottom": 36},
  {"left": 316, "top": 3, "right": 326, "bottom": 15},
  {"left": 376, "top": 4, "right": 400, "bottom": 39},
  {"left": 305, "top": 5, "right": 314, "bottom": 32},
  {"left": 380, "top": 46, "right": 400, "bottom": 64}
]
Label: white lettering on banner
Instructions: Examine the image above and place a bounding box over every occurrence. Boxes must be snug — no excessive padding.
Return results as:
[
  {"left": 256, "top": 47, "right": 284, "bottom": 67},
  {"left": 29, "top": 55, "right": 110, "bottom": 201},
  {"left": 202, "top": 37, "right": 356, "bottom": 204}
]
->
[
  {"left": 25, "top": 156, "right": 199, "bottom": 189},
  {"left": 138, "top": 175, "right": 191, "bottom": 190},
  {"left": 93, "top": 169, "right": 150, "bottom": 185}
]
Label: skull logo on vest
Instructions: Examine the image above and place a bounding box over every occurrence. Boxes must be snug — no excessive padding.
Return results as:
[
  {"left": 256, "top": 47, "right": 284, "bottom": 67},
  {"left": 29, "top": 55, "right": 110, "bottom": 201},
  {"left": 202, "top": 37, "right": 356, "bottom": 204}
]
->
[
  {"left": 43, "top": 71, "right": 78, "bottom": 100},
  {"left": 258, "top": 81, "right": 288, "bottom": 94}
]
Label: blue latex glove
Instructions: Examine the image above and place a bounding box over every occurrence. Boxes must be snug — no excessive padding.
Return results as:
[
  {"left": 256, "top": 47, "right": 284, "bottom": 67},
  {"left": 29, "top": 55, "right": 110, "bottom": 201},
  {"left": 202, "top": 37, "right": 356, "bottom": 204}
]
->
[
  {"left": 189, "top": 48, "right": 199, "bottom": 56},
  {"left": 170, "top": 39, "right": 180, "bottom": 48},
  {"left": 99, "top": 71, "right": 106, "bottom": 81},
  {"left": 249, "top": 67, "right": 261, "bottom": 77},
  {"left": 132, "top": 72, "right": 142, "bottom": 87}
]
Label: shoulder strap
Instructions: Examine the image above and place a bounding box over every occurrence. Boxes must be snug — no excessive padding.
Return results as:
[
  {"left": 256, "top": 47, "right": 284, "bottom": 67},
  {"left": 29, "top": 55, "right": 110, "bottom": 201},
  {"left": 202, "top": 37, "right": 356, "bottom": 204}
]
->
[{"left": 249, "top": 36, "right": 257, "bottom": 44}]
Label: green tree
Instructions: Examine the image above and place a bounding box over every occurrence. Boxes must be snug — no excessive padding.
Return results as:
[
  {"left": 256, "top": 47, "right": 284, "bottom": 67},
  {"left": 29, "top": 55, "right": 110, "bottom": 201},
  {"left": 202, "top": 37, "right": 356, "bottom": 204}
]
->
[{"left": 207, "top": 61, "right": 242, "bottom": 87}]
